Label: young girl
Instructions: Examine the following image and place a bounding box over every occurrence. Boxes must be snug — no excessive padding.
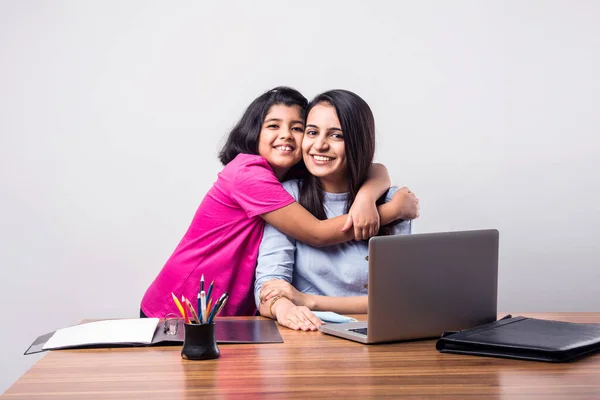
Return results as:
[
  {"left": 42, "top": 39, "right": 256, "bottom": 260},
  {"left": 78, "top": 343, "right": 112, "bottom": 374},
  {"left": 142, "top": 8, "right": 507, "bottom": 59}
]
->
[
  {"left": 140, "top": 87, "right": 410, "bottom": 318},
  {"left": 255, "top": 89, "right": 420, "bottom": 330}
]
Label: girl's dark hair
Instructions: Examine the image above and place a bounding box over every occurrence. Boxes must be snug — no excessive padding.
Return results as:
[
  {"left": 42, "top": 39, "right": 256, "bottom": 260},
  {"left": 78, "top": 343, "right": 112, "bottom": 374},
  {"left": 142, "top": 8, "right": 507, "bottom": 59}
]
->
[
  {"left": 298, "top": 89, "right": 395, "bottom": 236},
  {"left": 219, "top": 86, "right": 308, "bottom": 166}
]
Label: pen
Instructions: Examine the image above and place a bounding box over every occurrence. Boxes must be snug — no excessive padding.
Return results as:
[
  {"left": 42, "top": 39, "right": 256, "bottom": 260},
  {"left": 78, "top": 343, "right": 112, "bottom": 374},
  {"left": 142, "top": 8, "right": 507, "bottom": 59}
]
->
[
  {"left": 206, "top": 299, "right": 219, "bottom": 324},
  {"left": 200, "top": 290, "right": 207, "bottom": 323},
  {"left": 206, "top": 280, "right": 214, "bottom": 303},
  {"left": 207, "top": 293, "right": 227, "bottom": 323},
  {"left": 197, "top": 291, "right": 203, "bottom": 324},
  {"left": 214, "top": 292, "right": 228, "bottom": 308},
  {"left": 213, "top": 296, "right": 228, "bottom": 320},
  {"left": 207, "top": 294, "right": 228, "bottom": 324}
]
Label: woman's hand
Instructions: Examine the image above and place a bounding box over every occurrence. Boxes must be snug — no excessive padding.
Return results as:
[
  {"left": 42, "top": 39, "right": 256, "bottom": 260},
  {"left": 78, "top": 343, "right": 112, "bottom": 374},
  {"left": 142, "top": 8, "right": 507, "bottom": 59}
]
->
[
  {"left": 260, "top": 279, "right": 307, "bottom": 306},
  {"left": 391, "top": 187, "right": 420, "bottom": 220},
  {"left": 275, "top": 302, "right": 323, "bottom": 331},
  {"left": 343, "top": 192, "right": 380, "bottom": 241}
]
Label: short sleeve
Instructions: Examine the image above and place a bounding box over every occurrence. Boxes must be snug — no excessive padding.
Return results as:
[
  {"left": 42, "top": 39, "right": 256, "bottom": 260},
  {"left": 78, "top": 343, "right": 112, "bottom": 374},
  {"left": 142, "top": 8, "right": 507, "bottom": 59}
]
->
[
  {"left": 231, "top": 158, "right": 296, "bottom": 218},
  {"left": 281, "top": 179, "right": 301, "bottom": 201},
  {"left": 385, "top": 186, "right": 412, "bottom": 235}
]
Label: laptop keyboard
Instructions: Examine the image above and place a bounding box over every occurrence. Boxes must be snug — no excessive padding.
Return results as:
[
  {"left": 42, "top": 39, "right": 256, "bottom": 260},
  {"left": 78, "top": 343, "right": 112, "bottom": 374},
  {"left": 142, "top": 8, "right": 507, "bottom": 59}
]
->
[{"left": 349, "top": 327, "right": 368, "bottom": 335}]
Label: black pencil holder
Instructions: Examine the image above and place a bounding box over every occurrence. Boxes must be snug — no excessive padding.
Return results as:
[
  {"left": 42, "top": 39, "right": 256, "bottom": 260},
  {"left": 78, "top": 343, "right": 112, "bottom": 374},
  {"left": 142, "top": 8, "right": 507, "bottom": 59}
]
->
[{"left": 181, "top": 322, "right": 220, "bottom": 360}]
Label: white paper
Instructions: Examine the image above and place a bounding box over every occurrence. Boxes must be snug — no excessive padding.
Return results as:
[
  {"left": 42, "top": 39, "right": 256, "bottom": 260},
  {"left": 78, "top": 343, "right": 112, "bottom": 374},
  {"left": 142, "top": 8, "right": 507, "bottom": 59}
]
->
[
  {"left": 43, "top": 318, "right": 159, "bottom": 350},
  {"left": 312, "top": 311, "right": 358, "bottom": 324}
]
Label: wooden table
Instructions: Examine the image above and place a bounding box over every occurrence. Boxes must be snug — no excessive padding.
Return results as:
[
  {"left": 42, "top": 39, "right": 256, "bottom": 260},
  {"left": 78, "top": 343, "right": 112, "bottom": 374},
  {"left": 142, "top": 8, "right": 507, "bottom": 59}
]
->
[{"left": 3, "top": 313, "right": 600, "bottom": 399}]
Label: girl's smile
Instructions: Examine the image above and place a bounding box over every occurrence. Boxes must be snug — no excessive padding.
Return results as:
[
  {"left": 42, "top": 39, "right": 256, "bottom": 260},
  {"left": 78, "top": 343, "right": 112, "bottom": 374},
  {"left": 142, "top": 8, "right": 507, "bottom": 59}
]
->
[{"left": 257, "top": 104, "right": 305, "bottom": 179}]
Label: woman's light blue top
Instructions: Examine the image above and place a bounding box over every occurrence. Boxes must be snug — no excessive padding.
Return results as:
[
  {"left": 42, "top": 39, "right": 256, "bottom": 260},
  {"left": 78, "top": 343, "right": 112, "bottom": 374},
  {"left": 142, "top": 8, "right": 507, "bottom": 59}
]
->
[{"left": 254, "top": 180, "right": 412, "bottom": 306}]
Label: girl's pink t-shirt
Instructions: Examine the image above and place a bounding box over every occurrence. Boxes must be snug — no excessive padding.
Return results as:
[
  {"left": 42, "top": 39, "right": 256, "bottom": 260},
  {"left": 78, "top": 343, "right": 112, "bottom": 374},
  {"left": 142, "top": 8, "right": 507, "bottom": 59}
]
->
[{"left": 141, "top": 154, "right": 295, "bottom": 317}]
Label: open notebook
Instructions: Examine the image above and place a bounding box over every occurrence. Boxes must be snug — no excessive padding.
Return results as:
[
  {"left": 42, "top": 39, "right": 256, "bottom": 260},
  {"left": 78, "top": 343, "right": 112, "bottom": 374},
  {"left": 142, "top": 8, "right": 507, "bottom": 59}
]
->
[{"left": 25, "top": 318, "right": 283, "bottom": 355}]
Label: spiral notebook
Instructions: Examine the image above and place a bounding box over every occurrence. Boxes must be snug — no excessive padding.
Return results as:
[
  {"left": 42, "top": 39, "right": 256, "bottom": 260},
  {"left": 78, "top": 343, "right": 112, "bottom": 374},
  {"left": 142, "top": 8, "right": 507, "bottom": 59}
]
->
[{"left": 25, "top": 318, "right": 283, "bottom": 355}]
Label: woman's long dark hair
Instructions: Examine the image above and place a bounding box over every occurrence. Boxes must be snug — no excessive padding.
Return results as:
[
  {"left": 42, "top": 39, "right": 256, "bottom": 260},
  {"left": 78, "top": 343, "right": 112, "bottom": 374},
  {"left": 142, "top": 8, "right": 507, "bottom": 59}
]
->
[
  {"left": 298, "top": 90, "right": 394, "bottom": 235},
  {"left": 298, "top": 89, "right": 377, "bottom": 218},
  {"left": 219, "top": 87, "right": 308, "bottom": 169}
]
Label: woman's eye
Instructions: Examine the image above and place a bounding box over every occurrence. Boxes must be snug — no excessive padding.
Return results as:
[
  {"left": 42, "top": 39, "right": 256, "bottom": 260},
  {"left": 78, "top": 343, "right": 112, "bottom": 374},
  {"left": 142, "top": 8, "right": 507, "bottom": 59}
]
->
[{"left": 306, "top": 130, "right": 317, "bottom": 136}]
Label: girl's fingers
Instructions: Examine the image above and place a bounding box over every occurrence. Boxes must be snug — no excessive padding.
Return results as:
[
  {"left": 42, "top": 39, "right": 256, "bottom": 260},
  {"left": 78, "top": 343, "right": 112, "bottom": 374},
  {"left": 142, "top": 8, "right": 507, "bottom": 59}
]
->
[
  {"left": 341, "top": 214, "right": 353, "bottom": 232},
  {"left": 261, "top": 290, "right": 276, "bottom": 303},
  {"left": 259, "top": 289, "right": 267, "bottom": 301},
  {"left": 264, "top": 291, "right": 278, "bottom": 302}
]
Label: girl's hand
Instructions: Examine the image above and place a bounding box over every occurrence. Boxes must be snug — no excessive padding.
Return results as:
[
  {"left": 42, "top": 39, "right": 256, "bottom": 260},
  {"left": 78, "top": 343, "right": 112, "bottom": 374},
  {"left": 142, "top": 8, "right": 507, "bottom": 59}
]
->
[
  {"left": 276, "top": 303, "right": 323, "bottom": 331},
  {"left": 260, "top": 279, "right": 306, "bottom": 306},
  {"left": 391, "top": 187, "right": 420, "bottom": 220},
  {"left": 343, "top": 193, "right": 380, "bottom": 241}
]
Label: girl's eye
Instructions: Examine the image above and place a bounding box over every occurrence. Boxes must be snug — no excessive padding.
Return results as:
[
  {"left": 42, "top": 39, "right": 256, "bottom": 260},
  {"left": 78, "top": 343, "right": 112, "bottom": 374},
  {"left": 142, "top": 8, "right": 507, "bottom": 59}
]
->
[
  {"left": 267, "top": 124, "right": 279, "bottom": 129},
  {"left": 331, "top": 133, "right": 344, "bottom": 140},
  {"left": 292, "top": 127, "right": 304, "bottom": 132}
]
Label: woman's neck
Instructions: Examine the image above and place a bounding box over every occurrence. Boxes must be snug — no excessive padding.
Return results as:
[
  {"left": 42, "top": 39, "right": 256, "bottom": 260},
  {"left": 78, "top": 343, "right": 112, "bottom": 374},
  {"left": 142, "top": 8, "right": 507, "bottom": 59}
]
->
[{"left": 319, "top": 176, "right": 349, "bottom": 193}]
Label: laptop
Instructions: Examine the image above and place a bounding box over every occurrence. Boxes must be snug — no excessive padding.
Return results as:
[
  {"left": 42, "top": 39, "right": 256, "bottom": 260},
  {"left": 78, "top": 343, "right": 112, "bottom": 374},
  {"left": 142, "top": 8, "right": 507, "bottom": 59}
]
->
[{"left": 319, "top": 229, "right": 499, "bottom": 344}]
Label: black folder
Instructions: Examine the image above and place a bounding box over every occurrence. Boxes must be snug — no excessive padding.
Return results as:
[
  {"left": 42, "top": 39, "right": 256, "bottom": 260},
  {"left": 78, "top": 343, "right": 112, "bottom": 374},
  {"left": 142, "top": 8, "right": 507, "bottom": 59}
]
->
[
  {"left": 25, "top": 319, "right": 283, "bottom": 355},
  {"left": 436, "top": 315, "right": 600, "bottom": 362}
]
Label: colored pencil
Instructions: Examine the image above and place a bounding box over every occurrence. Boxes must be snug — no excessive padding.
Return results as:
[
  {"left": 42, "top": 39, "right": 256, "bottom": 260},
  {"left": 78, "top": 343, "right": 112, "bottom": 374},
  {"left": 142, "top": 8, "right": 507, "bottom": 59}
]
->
[
  {"left": 185, "top": 297, "right": 200, "bottom": 324},
  {"left": 181, "top": 295, "right": 189, "bottom": 324},
  {"left": 171, "top": 292, "right": 186, "bottom": 320}
]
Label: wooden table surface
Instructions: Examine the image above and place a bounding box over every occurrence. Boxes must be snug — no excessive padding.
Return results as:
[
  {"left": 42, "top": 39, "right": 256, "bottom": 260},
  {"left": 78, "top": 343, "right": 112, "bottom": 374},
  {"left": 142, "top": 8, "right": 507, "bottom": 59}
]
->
[{"left": 3, "top": 313, "right": 600, "bottom": 399}]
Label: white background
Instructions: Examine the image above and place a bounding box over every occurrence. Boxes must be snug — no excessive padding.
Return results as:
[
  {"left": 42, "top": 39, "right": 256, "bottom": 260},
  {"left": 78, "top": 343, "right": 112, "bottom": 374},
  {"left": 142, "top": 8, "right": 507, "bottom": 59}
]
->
[{"left": 1, "top": 0, "right": 599, "bottom": 392}]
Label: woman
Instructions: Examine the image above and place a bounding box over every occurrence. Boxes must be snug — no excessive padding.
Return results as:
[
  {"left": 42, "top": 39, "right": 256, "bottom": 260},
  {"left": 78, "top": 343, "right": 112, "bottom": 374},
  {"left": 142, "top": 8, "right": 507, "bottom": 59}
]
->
[{"left": 254, "top": 89, "right": 419, "bottom": 330}]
